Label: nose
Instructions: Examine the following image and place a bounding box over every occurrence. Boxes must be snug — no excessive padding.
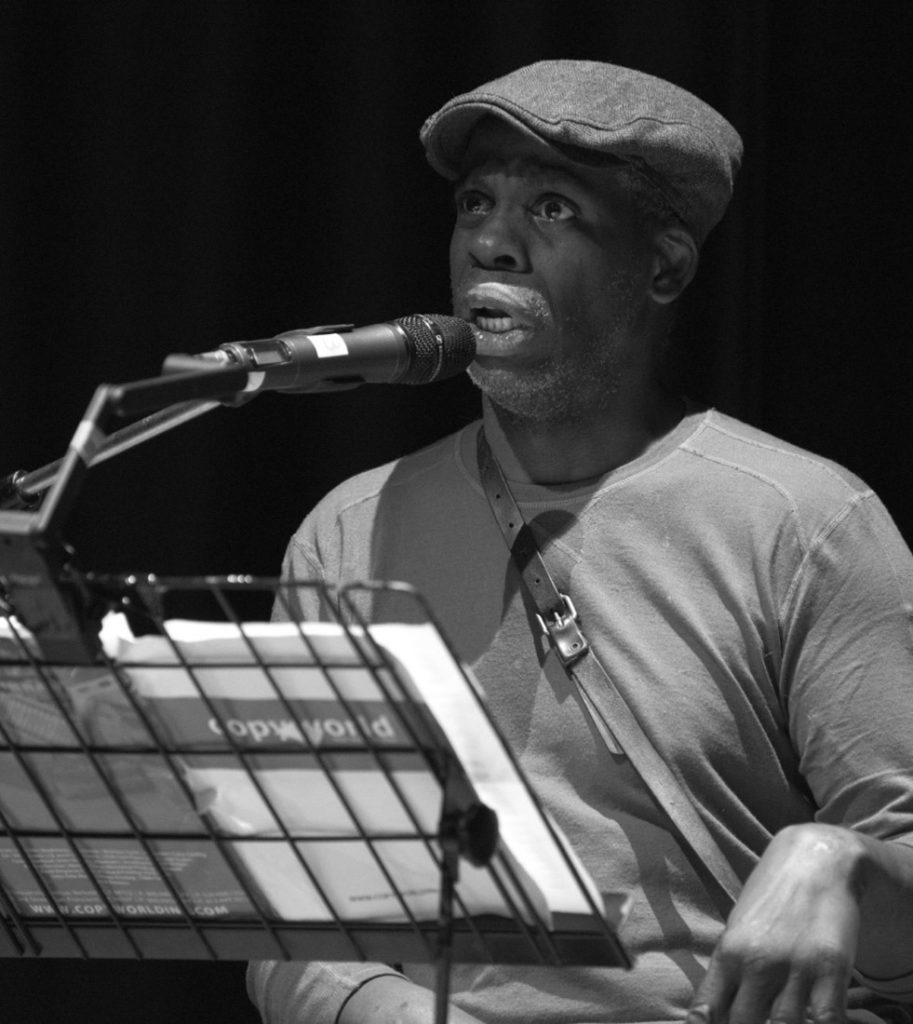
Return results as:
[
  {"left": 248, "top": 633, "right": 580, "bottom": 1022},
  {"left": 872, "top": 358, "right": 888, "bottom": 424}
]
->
[{"left": 459, "top": 207, "right": 529, "bottom": 272}]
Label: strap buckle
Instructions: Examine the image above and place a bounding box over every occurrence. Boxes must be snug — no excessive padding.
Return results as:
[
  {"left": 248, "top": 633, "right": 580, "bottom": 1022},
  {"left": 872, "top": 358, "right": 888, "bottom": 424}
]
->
[{"left": 537, "top": 593, "right": 589, "bottom": 666}]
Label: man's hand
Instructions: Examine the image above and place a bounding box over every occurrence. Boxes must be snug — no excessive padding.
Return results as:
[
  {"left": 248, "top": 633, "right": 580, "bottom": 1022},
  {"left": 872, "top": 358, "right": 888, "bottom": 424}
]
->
[{"left": 688, "top": 823, "right": 868, "bottom": 1024}]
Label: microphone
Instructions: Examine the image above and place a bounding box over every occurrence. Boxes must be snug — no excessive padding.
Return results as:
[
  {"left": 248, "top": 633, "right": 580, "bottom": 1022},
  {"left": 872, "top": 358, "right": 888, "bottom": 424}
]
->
[{"left": 162, "top": 314, "right": 475, "bottom": 394}]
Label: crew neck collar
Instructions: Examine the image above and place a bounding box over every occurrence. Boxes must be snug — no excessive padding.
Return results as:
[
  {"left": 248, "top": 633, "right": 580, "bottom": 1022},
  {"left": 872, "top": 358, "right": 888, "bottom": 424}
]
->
[{"left": 458, "top": 401, "right": 711, "bottom": 506}]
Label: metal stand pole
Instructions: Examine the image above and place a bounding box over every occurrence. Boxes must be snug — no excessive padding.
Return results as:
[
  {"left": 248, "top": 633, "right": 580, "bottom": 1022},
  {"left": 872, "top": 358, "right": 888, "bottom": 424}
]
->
[{"left": 1, "top": 361, "right": 250, "bottom": 510}]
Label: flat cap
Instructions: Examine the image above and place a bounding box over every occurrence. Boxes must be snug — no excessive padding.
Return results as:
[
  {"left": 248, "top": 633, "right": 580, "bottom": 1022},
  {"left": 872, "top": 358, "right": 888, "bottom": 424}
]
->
[{"left": 420, "top": 59, "right": 743, "bottom": 244}]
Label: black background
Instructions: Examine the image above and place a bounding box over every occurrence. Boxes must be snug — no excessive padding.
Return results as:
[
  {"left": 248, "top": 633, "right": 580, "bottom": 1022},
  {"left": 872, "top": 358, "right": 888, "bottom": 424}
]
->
[{"left": 1, "top": 1, "right": 911, "bottom": 1020}]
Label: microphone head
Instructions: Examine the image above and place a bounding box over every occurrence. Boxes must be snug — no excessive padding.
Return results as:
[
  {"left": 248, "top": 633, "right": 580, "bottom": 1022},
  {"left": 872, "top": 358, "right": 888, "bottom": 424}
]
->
[{"left": 394, "top": 314, "right": 476, "bottom": 385}]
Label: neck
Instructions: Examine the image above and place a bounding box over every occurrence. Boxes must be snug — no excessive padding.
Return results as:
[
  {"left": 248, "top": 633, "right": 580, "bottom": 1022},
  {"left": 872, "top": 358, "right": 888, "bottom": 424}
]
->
[{"left": 481, "top": 387, "right": 686, "bottom": 485}]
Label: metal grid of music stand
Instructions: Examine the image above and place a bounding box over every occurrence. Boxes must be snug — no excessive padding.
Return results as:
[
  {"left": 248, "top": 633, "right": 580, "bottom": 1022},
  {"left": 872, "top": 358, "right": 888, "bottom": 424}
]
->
[{"left": 0, "top": 574, "right": 627, "bottom": 975}]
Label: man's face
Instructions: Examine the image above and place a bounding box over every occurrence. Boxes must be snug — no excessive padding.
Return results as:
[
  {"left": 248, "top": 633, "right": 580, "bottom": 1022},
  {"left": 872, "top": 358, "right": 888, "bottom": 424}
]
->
[{"left": 449, "top": 118, "right": 659, "bottom": 424}]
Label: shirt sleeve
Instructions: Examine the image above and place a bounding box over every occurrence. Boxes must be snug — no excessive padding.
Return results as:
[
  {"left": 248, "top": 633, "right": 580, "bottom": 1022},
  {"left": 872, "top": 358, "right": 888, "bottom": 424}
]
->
[
  {"left": 272, "top": 531, "right": 336, "bottom": 623},
  {"left": 247, "top": 959, "right": 406, "bottom": 1023},
  {"left": 781, "top": 494, "right": 913, "bottom": 996},
  {"left": 780, "top": 492, "right": 913, "bottom": 844}
]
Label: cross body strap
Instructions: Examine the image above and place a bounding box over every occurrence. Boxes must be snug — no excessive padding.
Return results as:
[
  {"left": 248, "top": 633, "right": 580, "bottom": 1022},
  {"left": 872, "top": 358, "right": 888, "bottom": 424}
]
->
[{"left": 476, "top": 427, "right": 743, "bottom": 912}]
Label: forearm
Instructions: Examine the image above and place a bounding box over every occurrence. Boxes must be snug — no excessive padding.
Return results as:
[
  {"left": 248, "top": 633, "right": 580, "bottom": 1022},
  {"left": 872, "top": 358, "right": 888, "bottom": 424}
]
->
[
  {"left": 745, "top": 823, "right": 913, "bottom": 981},
  {"left": 688, "top": 822, "right": 913, "bottom": 1022},
  {"left": 339, "top": 975, "right": 485, "bottom": 1024},
  {"left": 247, "top": 959, "right": 406, "bottom": 1024}
]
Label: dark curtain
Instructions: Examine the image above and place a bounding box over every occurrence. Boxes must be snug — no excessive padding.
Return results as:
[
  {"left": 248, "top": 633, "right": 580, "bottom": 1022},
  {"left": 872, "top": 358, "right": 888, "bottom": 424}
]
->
[{"left": 1, "top": 2, "right": 910, "bottom": 1021}]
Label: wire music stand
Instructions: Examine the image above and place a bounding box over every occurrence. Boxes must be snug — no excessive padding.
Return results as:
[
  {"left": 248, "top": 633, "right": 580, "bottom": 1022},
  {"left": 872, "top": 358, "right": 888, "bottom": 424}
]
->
[
  {"left": 0, "top": 365, "right": 630, "bottom": 1022},
  {"left": 0, "top": 575, "right": 629, "bottom": 1015}
]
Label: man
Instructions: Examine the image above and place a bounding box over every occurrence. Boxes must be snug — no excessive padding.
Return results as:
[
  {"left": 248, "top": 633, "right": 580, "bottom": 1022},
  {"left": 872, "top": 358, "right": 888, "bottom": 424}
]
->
[{"left": 248, "top": 61, "right": 913, "bottom": 1023}]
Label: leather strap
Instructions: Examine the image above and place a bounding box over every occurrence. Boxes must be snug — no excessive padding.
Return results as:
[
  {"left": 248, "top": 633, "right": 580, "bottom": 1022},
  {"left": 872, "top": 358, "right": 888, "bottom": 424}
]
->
[{"left": 476, "top": 427, "right": 743, "bottom": 911}]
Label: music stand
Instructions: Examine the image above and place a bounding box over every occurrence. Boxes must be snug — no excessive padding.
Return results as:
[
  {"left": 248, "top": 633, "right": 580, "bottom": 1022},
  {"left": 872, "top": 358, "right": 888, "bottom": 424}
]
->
[{"left": 0, "top": 367, "right": 630, "bottom": 1024}]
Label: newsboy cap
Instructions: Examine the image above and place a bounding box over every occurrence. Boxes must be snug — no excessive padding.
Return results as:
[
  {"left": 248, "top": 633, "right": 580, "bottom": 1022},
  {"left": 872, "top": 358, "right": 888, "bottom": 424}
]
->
[{"left": 420, "top": 60, "right": 743, "bottom": 244}]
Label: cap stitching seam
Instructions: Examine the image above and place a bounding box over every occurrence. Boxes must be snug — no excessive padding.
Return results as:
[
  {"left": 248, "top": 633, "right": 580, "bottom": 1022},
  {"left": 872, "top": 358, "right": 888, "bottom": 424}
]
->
[{"left": 436, "top": 95, "right": 730, "bottom": 161}]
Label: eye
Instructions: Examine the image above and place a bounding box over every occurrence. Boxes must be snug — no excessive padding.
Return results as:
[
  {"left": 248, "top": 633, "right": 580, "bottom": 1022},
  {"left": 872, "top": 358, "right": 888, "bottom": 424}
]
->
[
  {"left": 454, "top": 190, "right": 492, "bottom": 217},
  {"left": 532, "top": 195, "right": 576, "bottom": 222}
]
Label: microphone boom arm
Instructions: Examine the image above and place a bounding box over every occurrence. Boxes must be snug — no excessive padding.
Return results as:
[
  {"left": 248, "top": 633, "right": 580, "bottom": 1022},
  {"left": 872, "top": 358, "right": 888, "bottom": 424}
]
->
[
  {"left": 1, "top": 363, "right": 248, "bottom": 510},
  {"left": 1, "top": 313, "right": 475, "bottom": 510}
]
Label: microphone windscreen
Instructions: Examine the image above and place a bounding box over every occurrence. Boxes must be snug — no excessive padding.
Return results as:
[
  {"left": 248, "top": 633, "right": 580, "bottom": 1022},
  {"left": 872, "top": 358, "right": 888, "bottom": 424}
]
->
[{"left": 395, "top": 314, "right": 476, "bottom": 384}]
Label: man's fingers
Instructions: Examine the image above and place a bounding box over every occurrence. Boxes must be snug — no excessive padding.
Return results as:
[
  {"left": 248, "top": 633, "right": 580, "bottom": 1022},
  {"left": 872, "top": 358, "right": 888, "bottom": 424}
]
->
[
  {"left": 724, "top": 958, "right": 793, "bottom": 1024},
  {"left": 766, "top": 971, "right": 814, "bottom": 1024},
  {"left": 804, "top": 955, "right": 852, "bottom": 1024},
  {"left": 687, "top": 955, "right": 738, "bottom": 1024},
  {"left": 688, "top": 945, "right": 852, "bottom": 1024}
]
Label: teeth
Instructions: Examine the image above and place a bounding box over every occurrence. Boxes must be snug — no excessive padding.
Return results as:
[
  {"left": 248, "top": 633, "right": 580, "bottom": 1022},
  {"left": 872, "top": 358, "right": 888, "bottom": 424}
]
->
[
  {"left": 478, "top": 315, "right": 514, "bottom": 332},
  {"left": 473, "top": 307, "right": 515, "bottom": 332}
]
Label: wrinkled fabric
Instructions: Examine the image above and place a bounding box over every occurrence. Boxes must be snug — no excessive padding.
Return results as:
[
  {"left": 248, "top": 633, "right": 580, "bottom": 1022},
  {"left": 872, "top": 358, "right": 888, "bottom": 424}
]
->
[{"left": 249, "top": 406, "right": 913, "bottom": 1023}]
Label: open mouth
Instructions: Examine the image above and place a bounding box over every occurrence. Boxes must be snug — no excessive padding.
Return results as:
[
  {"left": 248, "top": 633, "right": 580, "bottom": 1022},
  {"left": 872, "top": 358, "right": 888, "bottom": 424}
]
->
[{"left": 471, "top": 306, "right": 519, "bottom": 333}]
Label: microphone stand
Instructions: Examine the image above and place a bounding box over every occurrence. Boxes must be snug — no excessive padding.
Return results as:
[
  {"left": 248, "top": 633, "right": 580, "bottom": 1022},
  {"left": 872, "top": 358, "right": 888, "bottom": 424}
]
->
[
  {"left": 0, "top": 366, "right": 248, "bottom": 510},
  {"left": 0, "top": 364, "right": 249, "bottom": 660}
]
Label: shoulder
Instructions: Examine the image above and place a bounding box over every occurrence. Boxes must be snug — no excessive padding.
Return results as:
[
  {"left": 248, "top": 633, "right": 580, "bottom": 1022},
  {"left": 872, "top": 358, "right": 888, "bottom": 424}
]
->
[
  {"left": 289, "top": 422, "right": 478, "bottom": 552},
  {"left": 279, "top": 422, "right": 480, "bottom": 590},
  {"left": 677, "top": 408, "right": 874, "bottom": 512},
  {"left": 655, "top": 408, "right": 908, "bottom": 567},
  {"left": 310, "top": 422, "right": 476, "bottom": 520}
]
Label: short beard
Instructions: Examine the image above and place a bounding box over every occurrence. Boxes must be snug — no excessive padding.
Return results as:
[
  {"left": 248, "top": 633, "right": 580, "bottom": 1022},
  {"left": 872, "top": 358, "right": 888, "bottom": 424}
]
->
[
  {"left": 465, "top": 274, "right": 641, "bottom": 427},
  {"left": 467, "top": 347, "right": 623, "bottom": 427}
]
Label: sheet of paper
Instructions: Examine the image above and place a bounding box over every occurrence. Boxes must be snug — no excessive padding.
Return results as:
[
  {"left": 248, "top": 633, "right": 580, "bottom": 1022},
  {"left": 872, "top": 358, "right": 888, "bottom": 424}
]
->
[{"left": 1, "top": 612, "right": 625, "bottom": 930}]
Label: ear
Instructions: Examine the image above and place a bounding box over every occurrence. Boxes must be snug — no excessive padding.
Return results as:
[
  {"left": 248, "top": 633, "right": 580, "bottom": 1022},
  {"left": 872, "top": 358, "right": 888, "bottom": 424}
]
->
[{"left": 648, "top": 228, "right": 699, "bottom": 304}]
